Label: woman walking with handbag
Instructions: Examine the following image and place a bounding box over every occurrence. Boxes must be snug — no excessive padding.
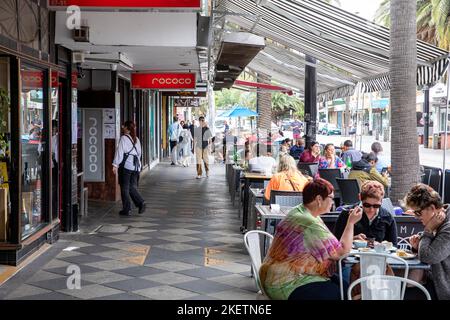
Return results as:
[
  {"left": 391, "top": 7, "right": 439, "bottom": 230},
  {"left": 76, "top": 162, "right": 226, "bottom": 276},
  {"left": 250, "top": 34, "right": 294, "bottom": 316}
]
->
[{"left": 112, "top": 121, "right": 145, "bottom": 216}]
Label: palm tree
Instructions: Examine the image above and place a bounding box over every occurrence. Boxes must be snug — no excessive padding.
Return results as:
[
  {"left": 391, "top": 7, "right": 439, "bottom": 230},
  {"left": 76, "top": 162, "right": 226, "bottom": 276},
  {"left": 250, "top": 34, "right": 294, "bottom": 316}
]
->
[
  {"left": 375, "top": 0, "right": 450, "bottom": 50},
  {"left": 390, "top": 0, "right": 421, "bottom": 204}
]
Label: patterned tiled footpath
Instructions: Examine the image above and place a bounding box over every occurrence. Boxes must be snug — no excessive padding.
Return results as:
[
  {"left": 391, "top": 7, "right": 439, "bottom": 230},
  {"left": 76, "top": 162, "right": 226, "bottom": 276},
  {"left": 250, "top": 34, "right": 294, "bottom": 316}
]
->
[{"left": 0, "top": 163, "right": 257, "bottom": 300}]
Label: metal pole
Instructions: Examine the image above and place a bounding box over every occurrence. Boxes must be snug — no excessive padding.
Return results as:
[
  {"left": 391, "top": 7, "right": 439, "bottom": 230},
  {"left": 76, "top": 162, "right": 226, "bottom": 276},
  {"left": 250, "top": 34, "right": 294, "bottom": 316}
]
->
[
  {"left": 443, "top": 62, "right": 450, "bottom": 202},
  {"left": 424, "top": 85, "right": 430, "bottom": 148},
  {"left": 360, "top": 92, "right": 365, "bottom": 151}
]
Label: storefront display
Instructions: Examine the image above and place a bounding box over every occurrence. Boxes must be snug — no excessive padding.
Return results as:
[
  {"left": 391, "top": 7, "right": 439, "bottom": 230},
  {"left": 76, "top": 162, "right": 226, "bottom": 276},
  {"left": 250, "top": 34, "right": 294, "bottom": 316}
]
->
[
  {"left": 20, "top": 66, "right": 47, "bottom": 239},
  {"left": 0, "top": 58, "right": 11, "bottom": 243}
]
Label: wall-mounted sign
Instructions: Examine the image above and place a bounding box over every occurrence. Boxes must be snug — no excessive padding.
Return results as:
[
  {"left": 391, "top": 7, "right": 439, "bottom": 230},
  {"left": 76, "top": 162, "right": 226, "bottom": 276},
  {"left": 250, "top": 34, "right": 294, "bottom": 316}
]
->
[
  {"left": 48, "top": 0, "right": 201, "bottom": 9},
  {"left": 131, "top": 73, "right": 196, "bottom": 89},
  {"left": 83, "top": 109, "right": 104, "bottom": 182},
  {"left": 162, "top": 91, "right": 207, "bottom": 97},
  {"left": 103, "top": 109, "right": 116, "bottom": 139},
  {"left": 175, "top": 98, "right": 200, "bottom": 108},
  {"left": 21, "top": 71, "right": 59, "bottom": 89}
]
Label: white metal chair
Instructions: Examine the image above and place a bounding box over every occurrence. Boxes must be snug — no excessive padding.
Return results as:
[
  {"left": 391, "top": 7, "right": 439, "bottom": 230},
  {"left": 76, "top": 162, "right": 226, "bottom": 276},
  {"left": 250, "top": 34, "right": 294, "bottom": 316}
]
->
[
  {"left": 243, "top": 230, "right": 273, "bottom": 297},
  {"left": 348, "top": 275, "right": 431, "bottom": 300},
  {"left": 338, "top": 252, "right": 409, "bottom": 300}
]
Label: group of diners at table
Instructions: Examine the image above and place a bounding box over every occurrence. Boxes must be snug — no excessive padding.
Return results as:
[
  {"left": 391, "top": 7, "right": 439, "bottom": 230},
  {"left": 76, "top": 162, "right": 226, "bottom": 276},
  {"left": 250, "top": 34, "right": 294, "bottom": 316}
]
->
[{"left": 239, "top": 139, "right": 450, "bottom": 300}]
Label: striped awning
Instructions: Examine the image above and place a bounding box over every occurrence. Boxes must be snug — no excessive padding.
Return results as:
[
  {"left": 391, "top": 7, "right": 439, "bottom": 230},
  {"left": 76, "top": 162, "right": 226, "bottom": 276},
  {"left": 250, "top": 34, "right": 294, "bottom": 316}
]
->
[{"left": 217, "top": 0, "right": 449, "bottom": 100}]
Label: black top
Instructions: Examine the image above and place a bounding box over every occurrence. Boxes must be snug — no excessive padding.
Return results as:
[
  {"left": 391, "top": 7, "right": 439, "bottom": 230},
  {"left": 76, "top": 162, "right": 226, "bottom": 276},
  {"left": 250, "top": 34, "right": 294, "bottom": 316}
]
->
[{"left": 333, "top": 206, "right": 398, "bottom": 246}]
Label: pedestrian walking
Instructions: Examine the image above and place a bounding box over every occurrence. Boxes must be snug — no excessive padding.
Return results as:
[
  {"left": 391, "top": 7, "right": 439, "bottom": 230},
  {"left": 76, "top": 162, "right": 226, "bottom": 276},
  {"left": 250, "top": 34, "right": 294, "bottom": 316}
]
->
[
  {"left": 194, "top": 116, "right": 213, "bottom": 179},
  {"left": 168, "top": 116, "right": 183, "bottom": 165},
  {"left": 180, "top": 123, "right": 193, "bottom": 167},
  {"left": 112, "top": 121, "right": 145, "bottom": 216}
]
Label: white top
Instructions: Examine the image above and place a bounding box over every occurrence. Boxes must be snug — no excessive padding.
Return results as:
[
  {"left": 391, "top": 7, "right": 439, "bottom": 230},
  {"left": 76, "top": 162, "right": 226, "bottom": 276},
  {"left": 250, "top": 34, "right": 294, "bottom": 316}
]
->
[
  {"left": 168, "top": 121, "right": 182, "bottom": 142},
  {"left": 112, "top": 134, "right": 142, "bottom": 171},
  {"left": 248, "top": 156, "right": 277, "bottom": 174}
]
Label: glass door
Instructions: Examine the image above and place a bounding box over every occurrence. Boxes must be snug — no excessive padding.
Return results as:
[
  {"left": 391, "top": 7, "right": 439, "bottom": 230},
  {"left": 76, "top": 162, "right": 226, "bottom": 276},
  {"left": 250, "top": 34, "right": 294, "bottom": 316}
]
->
[
  {"left": 0, "top": 56, "right": 11, "bottom": 242},
  {"left": 20, "top": 65, "right": 48, "bottom": 239}
]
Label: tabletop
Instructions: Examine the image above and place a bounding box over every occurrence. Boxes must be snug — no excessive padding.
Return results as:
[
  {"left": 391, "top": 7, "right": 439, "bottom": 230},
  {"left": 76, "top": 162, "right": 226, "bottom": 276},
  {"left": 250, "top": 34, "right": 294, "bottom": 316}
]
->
[{"left": 243, "top": 172, "right": 272, "bottom": 180}]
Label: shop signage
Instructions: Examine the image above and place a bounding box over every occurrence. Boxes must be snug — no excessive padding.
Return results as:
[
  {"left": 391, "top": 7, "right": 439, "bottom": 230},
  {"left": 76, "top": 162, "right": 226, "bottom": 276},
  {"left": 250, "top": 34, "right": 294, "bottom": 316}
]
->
[
  {"left": 175, "top": 98, "right": 200, "bottom": 108},
  {"left": 83, "top": 109, "right": 104, "bottom": 182},
  {"left": 131, "top": 73, "right": 196, "bottom": 89},
  {"left": 48, "top": 0, "right": 201, "bottom": 9},
  {"left": 21, "top": 71, "right": 59, "bottom": 88}
]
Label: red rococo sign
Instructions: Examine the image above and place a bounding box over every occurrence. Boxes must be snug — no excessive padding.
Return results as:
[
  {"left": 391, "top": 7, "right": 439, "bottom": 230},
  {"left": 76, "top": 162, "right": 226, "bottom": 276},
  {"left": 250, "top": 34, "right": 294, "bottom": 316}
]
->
[
  {"left": 131, "top": 73, "right": 196, "bottom": 89},
  {"left": 48, "top": 0, "right": 200, "bottom": 8}
]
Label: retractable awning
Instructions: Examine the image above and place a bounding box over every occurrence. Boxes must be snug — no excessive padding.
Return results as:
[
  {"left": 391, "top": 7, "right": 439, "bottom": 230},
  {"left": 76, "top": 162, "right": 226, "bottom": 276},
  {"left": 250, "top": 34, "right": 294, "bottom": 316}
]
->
[
  {"left": 216, "top": 0, "right": 449, "bottom": 101},
  {"left": 234, "top": 79, "right": 293, "bottom": 95}
]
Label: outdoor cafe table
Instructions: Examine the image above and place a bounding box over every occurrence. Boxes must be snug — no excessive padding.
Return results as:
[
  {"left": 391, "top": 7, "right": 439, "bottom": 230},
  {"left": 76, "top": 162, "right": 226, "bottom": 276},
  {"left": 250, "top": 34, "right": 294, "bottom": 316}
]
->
[
  {"left": 343, "top": 250, "right": 430, "bottom": 270},
  {"left": 241, "top": 172, "right": 272, "bottom": 232}
]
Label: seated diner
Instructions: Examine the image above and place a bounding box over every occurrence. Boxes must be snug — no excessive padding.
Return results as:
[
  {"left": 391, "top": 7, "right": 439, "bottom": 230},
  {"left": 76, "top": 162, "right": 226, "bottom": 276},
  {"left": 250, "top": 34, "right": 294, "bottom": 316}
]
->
[{"left": 259, "top": 178, "right": 363, "bottom": 300}]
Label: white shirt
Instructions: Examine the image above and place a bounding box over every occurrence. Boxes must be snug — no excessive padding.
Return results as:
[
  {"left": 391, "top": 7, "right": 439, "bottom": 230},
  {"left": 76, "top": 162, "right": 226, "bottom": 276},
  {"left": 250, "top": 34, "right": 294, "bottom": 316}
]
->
[
  {"left": 113, "top": 134, "right": 142, "bottom": 171},
  {"left": 168, "top": 121, "right": 182, "bottom": 142},
  {"left": 248, "top": 156, "right": 277, "bottom": 174}
]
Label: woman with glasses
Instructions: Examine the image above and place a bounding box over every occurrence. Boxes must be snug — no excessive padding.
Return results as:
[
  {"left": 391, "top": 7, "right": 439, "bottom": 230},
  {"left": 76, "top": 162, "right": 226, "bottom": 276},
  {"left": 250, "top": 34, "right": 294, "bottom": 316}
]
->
[
  {"left": 333, "top": 180, "right": 398, "bottom": 246},
  {"left": 404, "top": 184, "right": 450, "bottom": 300},
  {"left": 260, "top": 178, "right": 362, "bottom": 300}
]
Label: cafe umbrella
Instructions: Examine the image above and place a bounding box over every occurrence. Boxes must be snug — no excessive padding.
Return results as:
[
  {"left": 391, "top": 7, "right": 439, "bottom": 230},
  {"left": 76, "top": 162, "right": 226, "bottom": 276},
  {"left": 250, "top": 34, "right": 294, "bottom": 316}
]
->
[{"left": 219, "top": 105, "right": 259, "bottom": 132}]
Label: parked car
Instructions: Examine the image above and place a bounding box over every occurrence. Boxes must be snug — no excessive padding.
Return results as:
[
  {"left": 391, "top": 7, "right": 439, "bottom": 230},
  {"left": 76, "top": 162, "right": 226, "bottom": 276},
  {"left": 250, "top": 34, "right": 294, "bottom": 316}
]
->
[{"left": 322, "top": 124, "right": 342, "bottom": 135}]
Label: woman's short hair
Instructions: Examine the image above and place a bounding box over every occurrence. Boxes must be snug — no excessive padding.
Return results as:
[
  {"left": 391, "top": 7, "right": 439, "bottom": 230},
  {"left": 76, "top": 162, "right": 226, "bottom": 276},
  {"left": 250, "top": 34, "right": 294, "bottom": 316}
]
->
[
  {"left": 303, "top": 178, "right": 334, "bottom": 205},
  {"left": 278, "top": 154, "right": 298, "bottom": 173},
  {"left": 404, "top": 183, "right": 443, "bottom": 210},
  {"left": 371, "top": 142, "right": 383, "bottom": 154},
  {"left": 360, "top": 181, "right": 385, "bottom": 201}
]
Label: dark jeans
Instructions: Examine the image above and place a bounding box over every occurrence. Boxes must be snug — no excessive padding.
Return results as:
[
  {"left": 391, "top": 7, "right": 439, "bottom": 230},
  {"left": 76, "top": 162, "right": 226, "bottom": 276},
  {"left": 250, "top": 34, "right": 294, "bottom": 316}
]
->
[
  {"left": 288, "top": 275, "right": 347, "bottom": 300},
  {"left": 119, "top": 168, "right": 144, "bottom": 213}
]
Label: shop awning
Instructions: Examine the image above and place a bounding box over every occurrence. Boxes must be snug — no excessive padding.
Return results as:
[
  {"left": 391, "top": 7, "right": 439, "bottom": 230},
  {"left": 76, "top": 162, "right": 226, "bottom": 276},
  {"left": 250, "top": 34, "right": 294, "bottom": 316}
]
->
[
  {"left": 233, "top": 79, "right": 293, "bottom": 95},
  {"left": 217, "top": 0, "right": 449, "bottom": 100}
]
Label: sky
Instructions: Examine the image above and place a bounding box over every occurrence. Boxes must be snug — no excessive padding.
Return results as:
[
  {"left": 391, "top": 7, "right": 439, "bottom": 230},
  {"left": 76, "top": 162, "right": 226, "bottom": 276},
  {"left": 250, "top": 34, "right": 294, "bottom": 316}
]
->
[{"left": 338, "top": 0, "right": 384, "bottom": 21}]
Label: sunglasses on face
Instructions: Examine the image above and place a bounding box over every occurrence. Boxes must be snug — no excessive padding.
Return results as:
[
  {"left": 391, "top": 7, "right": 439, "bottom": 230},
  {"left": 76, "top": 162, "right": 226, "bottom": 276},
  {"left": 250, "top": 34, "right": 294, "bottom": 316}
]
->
[{"left": 362, "top": 203, "right": 382, "bottom": 209}]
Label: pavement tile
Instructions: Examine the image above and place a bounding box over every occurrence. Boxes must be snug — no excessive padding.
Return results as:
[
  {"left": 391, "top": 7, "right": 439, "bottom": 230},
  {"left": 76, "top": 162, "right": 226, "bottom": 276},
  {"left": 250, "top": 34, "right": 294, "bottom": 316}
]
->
[
  {"left": 154, "top": 243, "right": 201, "bottom": 252},
  {"left": 103, "top": 278, "right": 161, "bottom": 292},
  {"left": 177, "top": 267, "right": 233, "bottom": 279},
  {"left": 145, "top": 261, "right": 200, "bottom": 272},
  {"left": 133, "top": 285, "right": 198, "bottom": 300},
  {"left": 173, "top": 279, "right": 234, "bottom": 295},
  {"left": 140, "top": 272, "right": 199, "bottom": 285},
  {"left": 58, "top": 284, "right": 125, "bottom": 299},
  {"left": 5, "top": 284, "right": 52, "bottom": 299},
  {"left": 81, "top": 271, "right": 133, "bottom": 284},
  {"left": 114, "top": 266, "right": 166, "bottom": 277}
]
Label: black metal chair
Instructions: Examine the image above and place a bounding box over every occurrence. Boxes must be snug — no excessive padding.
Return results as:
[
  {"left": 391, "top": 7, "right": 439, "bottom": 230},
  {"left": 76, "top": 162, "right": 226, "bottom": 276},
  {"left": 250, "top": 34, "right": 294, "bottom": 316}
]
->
[
  {"left": 444, "top": 170, "right": 450, "bottom": 204},
  {"left": 424, "top": 166, "right": 443, "bottom": 195},
  {"left": 297, "top": 162, "right": 319, "bottom": 178},
  {"left": 336, "top": 178, "right": 360, "bottom": 205},
  {"left": 269, "top": 190, "right": 303, "bottom": 207}
]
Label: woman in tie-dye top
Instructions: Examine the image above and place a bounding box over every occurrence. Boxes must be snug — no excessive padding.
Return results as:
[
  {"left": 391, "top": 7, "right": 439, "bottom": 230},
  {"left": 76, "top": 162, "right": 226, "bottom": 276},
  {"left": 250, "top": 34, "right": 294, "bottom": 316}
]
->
[{"left": 260, "top": 178, "right": 363, "bottom": 300}]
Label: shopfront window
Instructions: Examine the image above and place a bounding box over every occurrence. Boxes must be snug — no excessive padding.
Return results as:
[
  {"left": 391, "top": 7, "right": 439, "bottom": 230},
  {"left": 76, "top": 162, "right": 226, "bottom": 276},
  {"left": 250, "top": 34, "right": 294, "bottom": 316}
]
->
[
  {"left": 20, "top": 65, "right": 46, "bottom": 238},
  {"left": 0, "top": 56, "right": 11, "bottom": 242}
]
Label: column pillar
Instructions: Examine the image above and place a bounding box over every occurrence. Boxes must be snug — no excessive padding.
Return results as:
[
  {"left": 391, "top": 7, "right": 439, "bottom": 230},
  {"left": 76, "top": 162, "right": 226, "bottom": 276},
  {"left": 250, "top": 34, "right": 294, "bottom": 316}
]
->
[{"left": 305, "top": 55, "right": 317, "bottom": 147}]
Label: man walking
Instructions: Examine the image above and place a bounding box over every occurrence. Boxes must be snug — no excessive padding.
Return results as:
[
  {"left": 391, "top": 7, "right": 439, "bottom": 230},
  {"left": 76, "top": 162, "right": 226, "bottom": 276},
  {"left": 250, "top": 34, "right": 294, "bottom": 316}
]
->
[
  {"left": 168, "top": 116, "right": 182, "bottom": 165},
  {"left": 194, "top": 116, "right": 213, "bottom": 179}
]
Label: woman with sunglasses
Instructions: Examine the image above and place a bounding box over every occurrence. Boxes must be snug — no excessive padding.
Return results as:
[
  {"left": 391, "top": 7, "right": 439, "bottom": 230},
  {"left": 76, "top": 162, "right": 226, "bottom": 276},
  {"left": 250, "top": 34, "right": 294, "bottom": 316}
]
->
[
  {"left": 404, "top": 184, "right": 450, "bottom": 300},
  {"left": 333, "top": 180, "right": 398, "bottom": 246}
]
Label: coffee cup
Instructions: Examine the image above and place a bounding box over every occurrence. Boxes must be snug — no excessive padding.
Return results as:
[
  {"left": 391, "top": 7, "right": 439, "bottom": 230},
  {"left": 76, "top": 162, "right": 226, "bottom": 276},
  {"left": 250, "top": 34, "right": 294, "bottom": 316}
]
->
[{"left": 374, "top": 243, "right": 386, "bottom": 253}]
